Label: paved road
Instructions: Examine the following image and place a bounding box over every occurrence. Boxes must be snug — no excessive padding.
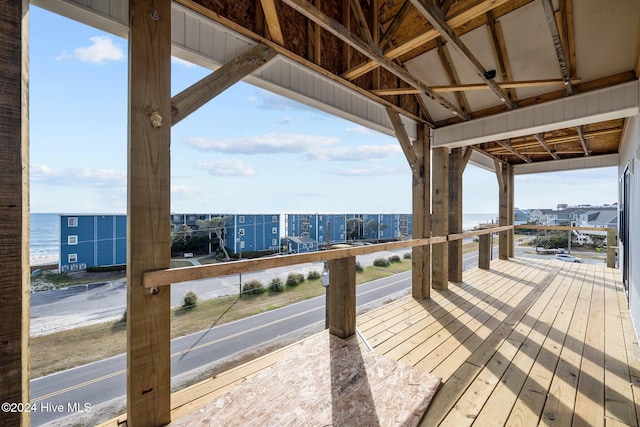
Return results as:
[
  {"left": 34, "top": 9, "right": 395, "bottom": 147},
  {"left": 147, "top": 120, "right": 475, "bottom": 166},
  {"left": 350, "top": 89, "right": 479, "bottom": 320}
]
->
[{"left": 30, "top": 243, "right": 605, "bottom": 425}]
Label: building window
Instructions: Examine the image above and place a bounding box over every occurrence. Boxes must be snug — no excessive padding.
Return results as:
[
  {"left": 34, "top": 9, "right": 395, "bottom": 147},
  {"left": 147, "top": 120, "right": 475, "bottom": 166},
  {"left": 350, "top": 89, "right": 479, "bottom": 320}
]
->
[
  {"left": 68, "top": 235, "right": 78, "bottom": 245},
  {"left": 68, "top": 253, "right": 77, "bottom": 263},
  {"left": 303, "top": 244, "right": 307, "bottom": 249},
  {"left": 272, "top": 238, "right": 277, "bottom": 246},
  {"left": 238, "top": 228, "right": 245, "bottom": 236},
  {"left": 239, "top": 216, "right": 245, "bottom": 223},
  {"left": 340, "top": 224, "right": 345, "bottom": 230},
  {"left": 272, "top": 215, "right": 278, "bottom": 222},
  {"left": 68, "top": 217, "right": 78, "bottom": 227},
  {"left": 272, "top": 227, "right": 277, "bottom": 234},
  {"left": 319, "top": 225, "right": 324, "bottom": 231}
]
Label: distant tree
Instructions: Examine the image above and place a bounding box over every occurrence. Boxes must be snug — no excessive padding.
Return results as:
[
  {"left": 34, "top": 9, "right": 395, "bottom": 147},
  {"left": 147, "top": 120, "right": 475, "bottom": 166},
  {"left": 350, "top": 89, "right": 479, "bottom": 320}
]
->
[
  {"left": 346, "top": 218, "right": 364, "bottom": 240},
  {"left": 196, "top": 216, "right": 231, "bottom": 259},
  {"left": 365, "top": 220, "right": 388, "bottom": 238},
  {"left": 171, "top": 224, "right": 192, "bottom": 245}
]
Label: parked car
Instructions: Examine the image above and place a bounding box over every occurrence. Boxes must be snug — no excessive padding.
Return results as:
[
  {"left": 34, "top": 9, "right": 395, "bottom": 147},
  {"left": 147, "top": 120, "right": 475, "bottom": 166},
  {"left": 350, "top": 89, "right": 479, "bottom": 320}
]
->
[{"left": 554, "top": 254, "right": 582, "bottom": 263}]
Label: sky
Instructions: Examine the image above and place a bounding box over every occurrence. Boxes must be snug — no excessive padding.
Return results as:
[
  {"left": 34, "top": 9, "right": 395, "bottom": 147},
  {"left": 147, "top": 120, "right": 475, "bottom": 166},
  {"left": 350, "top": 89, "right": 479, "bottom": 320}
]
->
[{"left": 28, "top": 6, "right": 619, "bottom": 215}]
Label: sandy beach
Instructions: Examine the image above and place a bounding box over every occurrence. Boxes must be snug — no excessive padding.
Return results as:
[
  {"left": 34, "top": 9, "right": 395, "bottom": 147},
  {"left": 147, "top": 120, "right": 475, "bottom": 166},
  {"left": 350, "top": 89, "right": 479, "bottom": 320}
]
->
[{"left": 31, "top": 255, "right": 58, "bottom": 267}]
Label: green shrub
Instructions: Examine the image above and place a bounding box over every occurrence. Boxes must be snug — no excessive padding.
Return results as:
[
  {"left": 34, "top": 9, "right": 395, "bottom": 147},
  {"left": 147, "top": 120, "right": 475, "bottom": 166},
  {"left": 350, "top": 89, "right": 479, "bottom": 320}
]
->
[
  {"left": 183, "top": 290, "right": 198, "bottom": 309},
  {"left": 356, "top": 262, "right": 364, "bottom": 272},
  {"left": 403, "top": 252, "right": 412, "bottom": 259},
  {"left": 373, "top": 258, "right": 390, "bottom": 267},
  {"left": 389, "top": 255, "right": 401, "bottom": 263},
  {"left": 286, "top": 272, "right": 305, "bottom": 287},
  {"left": 268, "top": 278, "right": 284, "bottom": 293},
  {"left": 307, "top": 270, "right": 321, "bottom": 280},
  {"left": 243, "top": 279, "right": 265, "bottom": 295}
]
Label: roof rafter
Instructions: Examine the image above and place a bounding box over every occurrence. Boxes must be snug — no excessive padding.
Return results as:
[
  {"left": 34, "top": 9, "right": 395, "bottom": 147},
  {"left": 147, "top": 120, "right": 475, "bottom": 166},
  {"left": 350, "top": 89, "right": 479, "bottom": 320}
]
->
[
  {"left": 171, "top": 43, "right": 277, "bottom": 126},
  {"left": 541, "top": 0, "right": 573, "bottom": 95},
  {"left": 342, "top": 0, "right": 513, "bottom": 80},
  {"left": 436, "top": 38, "right": 471, "bottom": 115},
  {"left": 408, "top": 0, "right": 518, "bottom": 109},
  {"left": 496, "top": 139, "right": 532, "bottom": 163},
  {"left": 259, "top": 0, "right": 284, "bottom": 45},
  {"left": 533, "top": 133, "right": 560, "bottom": 160},
  {"left": 349, "top": 0, "right": 373, "bottom": 44},
  {"left": 576, "top": 126, "right": 590, "bottom": 156},
  {"left": 379, "top": 1, "right": 412, "bottom": 50},
  {"left": 486, "top": 10, "right": 517, "bottom": 102},
  {"left": 371, "top": 78, "right": 582, "bottom": 95},
  {"left": 280, "top": 0, "right": 468, "bottom": 118}
]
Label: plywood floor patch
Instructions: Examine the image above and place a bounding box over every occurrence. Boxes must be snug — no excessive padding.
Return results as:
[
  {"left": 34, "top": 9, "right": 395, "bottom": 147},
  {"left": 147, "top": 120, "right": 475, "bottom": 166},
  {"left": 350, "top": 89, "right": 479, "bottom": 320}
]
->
[{"left": 172, "top": 332, "right": 441, "bottom": 426}]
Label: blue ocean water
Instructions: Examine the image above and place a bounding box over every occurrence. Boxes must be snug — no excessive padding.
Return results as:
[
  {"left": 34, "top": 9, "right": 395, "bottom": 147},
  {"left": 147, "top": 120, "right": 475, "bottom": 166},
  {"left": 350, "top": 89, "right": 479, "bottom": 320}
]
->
[
  {"left": 27, "top": 212, "right": 498, "bottom": 261},
  {"left": 30, "top": 213, "right": 59, "bottom": 260}
]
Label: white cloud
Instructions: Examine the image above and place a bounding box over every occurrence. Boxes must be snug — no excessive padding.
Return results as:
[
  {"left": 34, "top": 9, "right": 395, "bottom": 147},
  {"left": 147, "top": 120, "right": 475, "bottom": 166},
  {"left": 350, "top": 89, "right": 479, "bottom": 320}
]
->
[
  {"left": 186, "top": 133, "right": 339, "bottom": 155},
  {"left": 195, "top": 160, "right": 255, "bottom": 176},
  {"left": 171, "top": 184, "right": 197, "bottom": 194},
  {"left": 31, "top": 164, "right": 126, "bottom": 186},
  {"left": 172, "top": 56, "right": 197, "bottom": 68},
  {"left": 73, "top": 36, "right": 124, "bottom": 64},
  {"left": 333, "top": 165, "right": 405, "bottom": 176},
  {"left": 308, "top": 144, "right": 402, "bottom": 161}
]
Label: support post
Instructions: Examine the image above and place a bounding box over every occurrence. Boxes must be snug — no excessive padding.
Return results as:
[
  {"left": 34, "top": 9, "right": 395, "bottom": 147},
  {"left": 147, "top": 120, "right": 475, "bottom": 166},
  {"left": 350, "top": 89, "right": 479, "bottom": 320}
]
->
[
  {"left": 432, "top": 147, "right": 449, "bottom": 290},
  {"left": 607, "top": 227, "right": 616, "bottom": 268},
  {"left": 0, "top": 2, "right": 30, "bottom": 426},
  {"left": 328, "top": 256, "right": 356, "bottom": 338},
  {"left": 498, "top": 162, "right": 512, "bottom": 260},
  {"left": 448, "top": 147, "right": 463, "bottom": 282},
  {"left": 412, "top": 124, "right": 431, "bottom": 299},
  {"left": 127, "top": 1, "right": 172, "bottom": 425},
  {"left": 508, "top": 165, "right": 514, "bottom": 257},
  {"left": 478, "top": 234, "right": 491, "bottom": 269}
]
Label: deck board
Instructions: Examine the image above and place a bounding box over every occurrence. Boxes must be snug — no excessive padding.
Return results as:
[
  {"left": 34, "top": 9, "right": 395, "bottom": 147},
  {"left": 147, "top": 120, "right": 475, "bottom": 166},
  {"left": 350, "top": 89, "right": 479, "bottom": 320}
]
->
[{"left": 100, "top": 257, "right": 637, "bottom": 427}]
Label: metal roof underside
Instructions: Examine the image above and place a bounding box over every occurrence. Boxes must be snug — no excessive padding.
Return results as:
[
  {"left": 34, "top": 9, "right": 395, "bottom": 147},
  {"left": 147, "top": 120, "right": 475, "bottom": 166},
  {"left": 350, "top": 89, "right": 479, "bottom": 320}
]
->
[{"left": 34, "top": 0, "right": 640, "bottom": 174}]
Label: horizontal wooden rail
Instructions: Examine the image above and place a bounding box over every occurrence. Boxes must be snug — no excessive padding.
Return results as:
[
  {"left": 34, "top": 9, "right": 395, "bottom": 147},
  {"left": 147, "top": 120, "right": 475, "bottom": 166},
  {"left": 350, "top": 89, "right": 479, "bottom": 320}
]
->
[
  {"left": 514, "top": 225, "right": 610, "bottom": 232},
  {"left": 143, "top": 225, "right": 516, "bottom": 288}
]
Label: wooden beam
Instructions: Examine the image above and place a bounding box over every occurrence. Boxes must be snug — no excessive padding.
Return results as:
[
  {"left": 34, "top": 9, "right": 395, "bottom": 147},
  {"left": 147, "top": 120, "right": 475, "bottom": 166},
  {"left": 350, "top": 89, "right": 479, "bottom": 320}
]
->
[
  {"left": 542, "top": 0, "right": 573, "bottom": 95},
  {"left": 259, "top": 0, "right": 284, "bottom": 45},
  {"left": 559, "top": 0, "right": 576, "bottom": 79},
  {"left": 386, "top": 107, "right": 418, "bottom": 172},
  {"left": 343, "top": 0, "right": 513, "bottom": 80},
  {"left": 412, "top": 124, "right": 431, "bottom": 299},
  {"left": 281, "top": 0, "right": 467, "bottom": 118},
  {"left": 494, "top": 158, "right": 505, "bottom": 192},
  {"left": 436, "top": 38, "right": 471, "bottom": 115},
  {"left": 328, "top": 256, "right": 357, "bottom": 338},
  {"left": 496, "top": 139, "right": 531, "bottom": 163},
  {"left": 370, "top": 78, "right": 582, "bottom": 95},
  {"left": 448, "top": 148, "right": 463, "bottom": 283},
  {"left": 379, "top": 0, "right": 412, "bottom": 50},
  {"left": 0, "top": 1, "right": 30, "bottom": 425},
  {"left": 349, "top": 0, "right": 373, "bottom": 44},
  {"left": 478, "top": 234, "right": 491, "bottom": 269},
  {"left": 432, "top": 147, "right": 449, "bottom": 290},
  {"left": 127, "top": 0, "right": 172, "bottom": 424},
  {"left": 461, "top": 146, "right": 473, "bottom": 172},
  {"left": 409, "top": 0, "right": 517, "bottom": 109},
  {"left": 172, "top": 44, "right": 276, "bottom": 126},
  {"left": 487, "top": 10, "right": 517, "bottom": 102},
  {"left": 533, "top": 133, "right": 560, "bottom": 160},
  {"left": 606, "top": 227, "right": 616, "bottom": 268},
  {"left": 576, "top": 126, "right": 590, "bottom": 156},
  {"left": 498, "top": 163, "right": 512, "bottom": 260}
]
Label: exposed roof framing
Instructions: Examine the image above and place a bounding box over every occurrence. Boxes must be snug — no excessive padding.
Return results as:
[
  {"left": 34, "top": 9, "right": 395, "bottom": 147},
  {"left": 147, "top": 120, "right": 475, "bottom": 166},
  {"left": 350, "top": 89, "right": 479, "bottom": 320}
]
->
[
  {"left": 533, "top": 133, "right": 560, "bottom": 161},
  {"left": 486, "top": 10, "right": 517, "bottom": 102},
  {"left": 541, "top": 0, "right": 573, "bottom": 95},
  {"left": 575, "top": 126, "right": 590, "bottom": 157},
  {"left": 259, "top": 0, "right": 284, "bottom": 45},
  {"left": 497, "top": 139, "right": 532, "bottom": 163},
  {"left": 409, "top": 0, "right": 518, "bottom": 110},
  {"left": 436, "top": 38, "right": 471, "bottom": 115}
]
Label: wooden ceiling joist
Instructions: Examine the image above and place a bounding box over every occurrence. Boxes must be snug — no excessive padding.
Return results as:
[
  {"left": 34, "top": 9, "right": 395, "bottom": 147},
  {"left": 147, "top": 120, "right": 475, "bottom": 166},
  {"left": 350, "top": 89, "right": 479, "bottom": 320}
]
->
[
  {"left": 259, "top": 0, "right": 284, "bottom": 45},
  {"left": 542, "top": 0, "right": 573, "bottom": 95},
  {"left": 280, "top": 0, "right": 468, "bottom": 118},
  {"left": 171, "top": 43, "right": 277, "bottom": 126},
  {"left": 436, "top": 38, "right": 471, "bottom": 115},
  {"left": 409, "top": 0, "right": 517, "bottom": 109},
  {"left": 379, "top": 1, "right": 412, "bottom": 50},
  {"left": 370, "top": 78, "right": 582, "bottom": 95},
  {"left": 486, "top": 10, "right": 517, "bottom": 102},
  {"left": 496, "top": 139, "right": 532, "bottom": 163},
  {"left": 576, "top": 126, "right": 590, "bottom": 156},
  {"left": 350, "top": 0, "right": 374, "bottom": 44},
  {"left": 342, "top": 0, "right": 513, "bottom": 80},
  {"left": 533, "top": 133, "right": 560, "bottom": 160}
]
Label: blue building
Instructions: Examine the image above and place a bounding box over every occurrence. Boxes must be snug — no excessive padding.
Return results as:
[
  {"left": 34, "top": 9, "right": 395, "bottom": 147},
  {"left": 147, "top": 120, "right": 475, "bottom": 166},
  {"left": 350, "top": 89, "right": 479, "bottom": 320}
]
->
[
  {"left": 59, "top": 214, "right": 126, "bottom": 272},
  {"left": 286, "top": 235, "right": 318, "bottom": 254},
  {"left": 346, "top": 213, "right": 412, "bottom": 240},
  {"left": 286, "top": 214, "right": 348, "bottom": 247},
  {"left": 225, "top": 214, "right": 281, "bottom": 254}
]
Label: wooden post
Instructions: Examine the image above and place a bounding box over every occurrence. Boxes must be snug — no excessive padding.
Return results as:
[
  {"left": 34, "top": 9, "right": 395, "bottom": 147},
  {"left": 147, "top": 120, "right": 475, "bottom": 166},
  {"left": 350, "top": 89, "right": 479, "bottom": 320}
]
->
[
  {"left": 412, "top": 124, "right": 431, "bottom": 299},
  {"left": 448, "top": 147, "right": 463, "bottom": 282},
  {"left": 127, "top": 1, "right": 172, "bottom": 425},
  {"left": 0, "top": 2, "right": 30, "bottom": 426},
  {"left": 478, "top": 234, "right": 491, "bottom": 269},
  {"left": 498, "top": 162, "right": 511, "bottom": 260},
  {"left": 508, "top": 165, "right": 515, "bottom": 258},
  {"left": 607, "top": 227, "right": 616, "bottom": 268},
  {"left": 432, "top": 147, "right": 449, "bottom": 290},
  {"left": 328, "top": 256, "right": 356, "bottom": 338}
]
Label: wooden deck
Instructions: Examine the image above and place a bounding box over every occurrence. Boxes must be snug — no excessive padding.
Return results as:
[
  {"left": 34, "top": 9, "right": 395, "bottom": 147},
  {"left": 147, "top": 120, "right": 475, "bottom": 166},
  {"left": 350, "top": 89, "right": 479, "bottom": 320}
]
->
[{"left": 105, "top": 257, "right": 639, "bottom": 426}]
